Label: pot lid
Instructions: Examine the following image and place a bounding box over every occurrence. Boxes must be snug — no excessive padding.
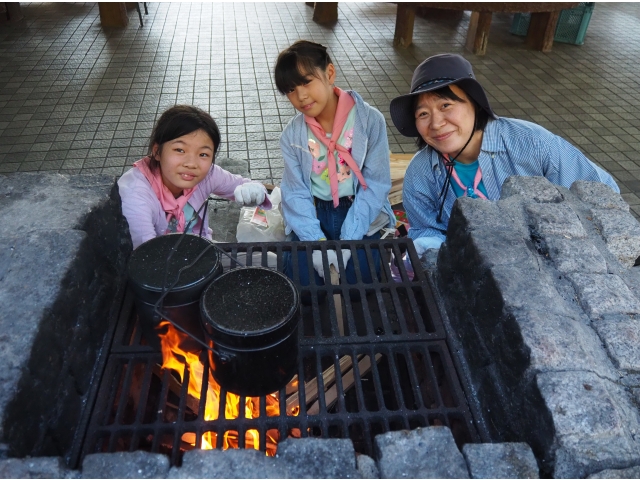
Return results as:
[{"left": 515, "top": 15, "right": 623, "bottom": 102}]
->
[
  {"left": 127, "top": 234, "right": 220, "bottom": 292},
  {"left": 201, "top": 267, "right": 298, "bottom": 335}
]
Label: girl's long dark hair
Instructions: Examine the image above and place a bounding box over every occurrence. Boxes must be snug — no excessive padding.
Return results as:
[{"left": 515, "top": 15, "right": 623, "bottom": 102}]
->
[
  {"left": 274, "top": 40, "right": 332, "bottom": 95},
  {"left": 147, "top": 105, "right": 221, "bottom": 172}
]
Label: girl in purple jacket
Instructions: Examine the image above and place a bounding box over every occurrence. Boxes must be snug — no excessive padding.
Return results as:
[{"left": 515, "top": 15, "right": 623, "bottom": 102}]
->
[{"left": 118, "top": 105, "right": 271, "bottom": 249}]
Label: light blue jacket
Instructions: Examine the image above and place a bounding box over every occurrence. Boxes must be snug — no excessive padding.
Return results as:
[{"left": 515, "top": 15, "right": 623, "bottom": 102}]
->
[
  {"left": 279, "top": 90, "right": 395, "bottom": 241},
  {"left": 403, "top": 117, "right": 620, "bottom": 241}
]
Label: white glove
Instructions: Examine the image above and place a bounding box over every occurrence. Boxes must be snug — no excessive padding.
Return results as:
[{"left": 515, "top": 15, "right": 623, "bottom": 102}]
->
[
  {"left": 234, "top": 183, "right": 266, "bottom": 206},
  {"left": 340, "top": 248, "right": 351, "bottom": 267},
  {"left": 312, "top": 250, "right": 339, "bottom": 280},
  {"left": 413, "top": 236, "right": 444, "bottom": 256}
]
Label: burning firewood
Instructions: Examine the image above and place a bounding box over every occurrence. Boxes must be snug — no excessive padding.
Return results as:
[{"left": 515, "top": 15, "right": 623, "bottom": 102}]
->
[
  {"left": 329, "top": 265, "right": 344, "bottom": 336},
  {"left": 286, "top": 354, "right": 382, "bottom": 415},
  {"left": 306, "top": 354, "right": 382, "bottom": 414},
  {"left": 153, "top": 364, "right": 200, "bottom": 415}
]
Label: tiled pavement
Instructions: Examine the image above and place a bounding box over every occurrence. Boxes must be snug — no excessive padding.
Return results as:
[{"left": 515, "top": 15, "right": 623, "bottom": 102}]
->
[{"left": 0, "top": 2, "right": 639, "bottom": 217}]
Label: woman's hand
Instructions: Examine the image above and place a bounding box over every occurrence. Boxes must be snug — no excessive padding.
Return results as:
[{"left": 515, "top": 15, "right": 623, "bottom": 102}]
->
[
  {"left": 413, "top": 236, "right": 444, "bottom": 256},
  {"left": 234, "top": 183, "right": 266, "bottom": 206}
]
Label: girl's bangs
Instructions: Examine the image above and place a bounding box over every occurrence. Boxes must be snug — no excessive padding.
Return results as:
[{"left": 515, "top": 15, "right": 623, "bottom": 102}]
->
[{"left": 275, "top": 55, "right": 319, "bottom": 94}]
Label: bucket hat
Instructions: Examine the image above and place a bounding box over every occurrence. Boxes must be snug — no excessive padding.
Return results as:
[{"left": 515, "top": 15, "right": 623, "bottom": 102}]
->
[{"left": 390, "top": 54, "right": 497, "bottom": 138}]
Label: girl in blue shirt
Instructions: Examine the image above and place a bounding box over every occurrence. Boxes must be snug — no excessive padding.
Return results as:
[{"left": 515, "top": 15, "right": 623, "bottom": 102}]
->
[
  {"left": 389, "top": 54, "right": 618, "bottom": 255},
  {"left": 274, "top": 40, "right": 394, "bottom": 286}
]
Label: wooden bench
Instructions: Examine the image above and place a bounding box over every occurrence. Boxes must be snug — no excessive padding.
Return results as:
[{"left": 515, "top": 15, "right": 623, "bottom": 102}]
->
[{"left": 394, "top": 2, "right": 579, "bottom": 55}]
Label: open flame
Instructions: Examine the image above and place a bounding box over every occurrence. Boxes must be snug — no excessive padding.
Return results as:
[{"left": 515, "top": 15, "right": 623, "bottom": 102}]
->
[{"left": 156, "top": 321, "right": 286, "bottom": 455}]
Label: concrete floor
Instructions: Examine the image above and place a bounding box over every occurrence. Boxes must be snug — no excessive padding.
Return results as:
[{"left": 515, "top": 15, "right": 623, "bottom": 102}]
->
[{"left": 1, "top": 2, "right": 639, "bottom": 217}]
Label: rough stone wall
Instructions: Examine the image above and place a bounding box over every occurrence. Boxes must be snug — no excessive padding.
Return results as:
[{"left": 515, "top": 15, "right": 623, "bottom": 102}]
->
[
  {"left": 436, "top": 176, "right": 640, "bottom": 478},
  {"left": 0, "top": 173, "right": 131, "bottom": 459},
  {"left": 0, "top": 428, "right": 542, "bottom": 479}
]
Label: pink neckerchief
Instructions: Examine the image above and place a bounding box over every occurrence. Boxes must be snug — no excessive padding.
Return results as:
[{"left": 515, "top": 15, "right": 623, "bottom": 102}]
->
[
  {"left": 443, "top": 154, "right": 487, "bottom": 199},
  {"left": 133, "top": 156, "right": 197, "bottom": 232},
  {"left": 304, "top": 87, "right": 367, "bottom": 207}
]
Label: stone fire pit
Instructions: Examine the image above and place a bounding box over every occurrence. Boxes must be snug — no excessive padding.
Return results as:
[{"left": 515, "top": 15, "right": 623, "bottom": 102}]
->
[{"left": 1, "top": 171, "right": 639, "bottom": 478}]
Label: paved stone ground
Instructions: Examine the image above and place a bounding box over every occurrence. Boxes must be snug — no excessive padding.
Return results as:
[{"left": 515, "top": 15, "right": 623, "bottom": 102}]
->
[{"left": 0, "top": 2, "right": 639, "bottom": 218}]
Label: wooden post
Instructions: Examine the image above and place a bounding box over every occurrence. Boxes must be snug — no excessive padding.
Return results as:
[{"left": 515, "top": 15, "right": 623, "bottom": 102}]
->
[
  {"left": 3, "top": 3, "right": 24, "bottom": 22},
  {"left": 465, "top": 11, "right": 492, "bottom": 55},
  {"left": 98, "top": 2, "right": 129, "bottom": 27},
  {"left": 312, "top": 2, "right": 338, "bottom": 24},
  {"left": 525, "top": 11, "right": 561, "bottom": 52},
  {"left": 393, "top": 3, "right": 416, "bottom": 48}
]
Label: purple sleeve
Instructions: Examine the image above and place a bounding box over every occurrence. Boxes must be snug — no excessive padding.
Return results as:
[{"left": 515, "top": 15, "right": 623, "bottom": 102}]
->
[{"left": 117, "top": 169, "right": 163, "bottom": 249}]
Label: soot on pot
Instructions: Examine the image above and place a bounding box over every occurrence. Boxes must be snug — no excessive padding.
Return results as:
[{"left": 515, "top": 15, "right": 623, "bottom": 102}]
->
[{"left": 202, "top": 268, "right": 296, "bottom": 333}]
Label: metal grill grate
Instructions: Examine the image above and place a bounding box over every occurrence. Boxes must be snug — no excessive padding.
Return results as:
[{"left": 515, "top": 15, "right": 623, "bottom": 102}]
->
[{"left": 74, "top": 239, "right": 479, "bottom": 466}]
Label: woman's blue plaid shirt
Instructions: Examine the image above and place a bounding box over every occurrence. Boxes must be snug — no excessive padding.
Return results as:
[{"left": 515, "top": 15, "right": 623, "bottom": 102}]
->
[{"left": 403, "top": 117, "right": 620, "bottom": 240}]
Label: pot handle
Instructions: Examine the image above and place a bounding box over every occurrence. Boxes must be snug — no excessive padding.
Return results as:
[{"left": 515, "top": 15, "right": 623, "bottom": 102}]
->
[
  {"left": 211, "top": 346, "right": 236, "bottom": 364},
  {"left": 154, "top": 307, "right": 215, "bottom": 352}
]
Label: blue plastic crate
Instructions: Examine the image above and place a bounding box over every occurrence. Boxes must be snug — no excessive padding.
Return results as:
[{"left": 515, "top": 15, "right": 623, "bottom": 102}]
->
[{"left": 510, "top": 3, "right": 595, "bottom": 46}]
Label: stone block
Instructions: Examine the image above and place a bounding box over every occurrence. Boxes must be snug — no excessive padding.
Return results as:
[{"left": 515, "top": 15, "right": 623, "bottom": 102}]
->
[
  {"left": 207, "top": 157, "right": 250, "bottom": 243},
  {"left": 500, "top": 176, "right": 564, "bottom": 204},
  {"left": 0, "top": 457, "right": 71, "bottom": 479},
  {"left": 277, "top": 438, "right": 359, "bottom": 478},
  {"left": 545, "top": 237, "right": 608, "bottom": 274},
  {"left": 566, "top": 273, "right": 640, "bottom": 317},
  {"left": 356, "top": 454, "right": 379, "bottom": 479},
  {"left": 497, "top": 194, "right": 534, "bottom": 237},
  {"left": 620, "top": 268, "right": 640, "bottom": 299},
  {"left": 168, "top": 448, "right": 284, "bottom": 479},
  {"left": 593, "top": 316, "right": 640, "bottom": 371},
  {"left": 590, "top": 208, "right": 640, "bottom": 268},
  {"left": 375, "top": 426, "right": 469, "bottom": 479},
  {"left": 207, "top": 198, "right": 241, "bottom": 242},
  {"left": 82, "top": 451, "right": 170, "bottom": 479},
  {"left": 525, "top": 203, "right": 587, "bottom": 239},
  {"left": 462, "top": 442, "right": 539, "bottom": 478},
  {"left": 468, "top": 228, "right": 535, "bottom": 271},
  {"left": 514, "top": 309, "right": 617, "bottom": 380},
  {"left": 536, "top": 371, "right": 640, "bottom": 478},
  {"left": 0, "top": 172, "right": 117, "bottom": 236},
  {"left": 588, "top": 466, "right": 640, "bottom": 478},
  {"left": 217, "top": 156, "right": 250, "bottom": 178},
  {"left": 0, "top": 173, "right": 131, "bottom": 459},
  {"left": 449, "top": 197, "right": 513, "bottom": 231},
  {"left": 488, "top": 266, "right": 575, "bottom": 318},
  {"left": 570, "top": 181, "right": 629, "bottom": 212},
  {"left": 443, "top": 199, "right": 535, "bottom": 284}
]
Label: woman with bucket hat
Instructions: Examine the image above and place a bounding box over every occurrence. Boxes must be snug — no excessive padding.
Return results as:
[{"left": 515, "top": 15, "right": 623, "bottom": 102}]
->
[{"left": 390, "top": 53, "right": 619, "bottom": 255}]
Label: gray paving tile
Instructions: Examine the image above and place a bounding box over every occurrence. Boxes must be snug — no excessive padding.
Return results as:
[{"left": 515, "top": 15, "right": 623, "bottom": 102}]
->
[{"left": 0, "top": 1, "right": 638, "bottom": 219}]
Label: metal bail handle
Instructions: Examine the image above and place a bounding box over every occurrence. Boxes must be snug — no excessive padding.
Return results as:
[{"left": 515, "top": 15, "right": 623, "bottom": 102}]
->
[
  {"left": 211, "top": 345, "right": 236, "bottom": 364},
  {"left": 151, "top": 219, "right": 250, "bottom": 354},
  {"left": 153, "top": 305, "right": 215, "bottom": 353}
]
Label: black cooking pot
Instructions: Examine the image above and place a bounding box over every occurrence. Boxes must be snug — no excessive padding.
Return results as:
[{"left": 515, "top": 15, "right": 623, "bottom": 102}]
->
[
  {"left": 200, "top": 267, "right": 300, "bottom": 397},
  {"left": 127, "top": 234, "right": 222, "bottom": 351}
]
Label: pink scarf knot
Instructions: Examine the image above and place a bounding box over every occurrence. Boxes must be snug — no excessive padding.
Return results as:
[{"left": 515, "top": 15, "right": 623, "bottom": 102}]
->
[
  {"left": 133, "top": 156, "right": 197, "bottom": 232},
  {"left": 304, "top": 87, "right": 367, "bottom": 207}
]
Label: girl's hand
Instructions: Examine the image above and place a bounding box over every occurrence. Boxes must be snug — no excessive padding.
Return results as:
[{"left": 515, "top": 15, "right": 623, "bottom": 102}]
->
[
  {"left": 234, "top": 183, "right": 266, "bottom": 206},
  {"left": 312, "top": 250, "right": 339, "bottom": 279},
  {"left": 340, "top": 249, "right": 351, "bottom": 267}
]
